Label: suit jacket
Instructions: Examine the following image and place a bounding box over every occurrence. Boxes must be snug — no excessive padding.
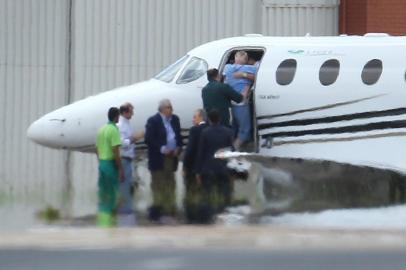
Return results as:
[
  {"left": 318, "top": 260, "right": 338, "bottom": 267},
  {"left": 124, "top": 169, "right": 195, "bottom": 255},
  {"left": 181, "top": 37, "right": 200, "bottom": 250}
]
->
[
  {"left": 202, "top": 80, "right": 243, "bottom": 126},
  {"left": 145, "top": 113, "right": 183, "bottom": 171},
  {"left": 183, "top": 122, "right": 208, "bottom": 173},
  {"left": 196, "top": 124, "right": 234, "bottom": 175}
]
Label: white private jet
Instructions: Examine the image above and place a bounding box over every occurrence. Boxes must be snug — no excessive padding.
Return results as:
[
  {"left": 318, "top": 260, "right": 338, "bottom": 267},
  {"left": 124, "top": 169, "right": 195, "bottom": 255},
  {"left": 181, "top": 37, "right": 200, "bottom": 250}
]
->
[{"left": 27, "top": 34, "right": 406, "bottom": 175}]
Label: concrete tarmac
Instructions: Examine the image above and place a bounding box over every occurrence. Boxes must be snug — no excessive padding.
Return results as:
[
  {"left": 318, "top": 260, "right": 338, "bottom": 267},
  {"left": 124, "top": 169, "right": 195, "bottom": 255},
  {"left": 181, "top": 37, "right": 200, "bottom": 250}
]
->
[
  {"left": 1, "top": 226, "right": 406, "bottom": 250},
  {"left": 1, "top": 248, "right": 406, "bottom": 270},
  {"left": 1, "top": 226, "right": 406, "bottom": 269}
]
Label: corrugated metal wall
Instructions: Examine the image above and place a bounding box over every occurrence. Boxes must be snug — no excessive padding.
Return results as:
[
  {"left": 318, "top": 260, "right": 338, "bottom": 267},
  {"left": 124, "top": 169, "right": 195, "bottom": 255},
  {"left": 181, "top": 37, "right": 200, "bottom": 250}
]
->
[
  {"left": 0, "top": 0, "right": 339, "bottom": 212},
  {"left": 71, "top": 0, "right": 261, "bottom": 102},
  {"left": 262, "top": 0, "right": 340, "bottom": 36},
  {"left": 0, "top": 0, "right": 69, "bottom": 203}
]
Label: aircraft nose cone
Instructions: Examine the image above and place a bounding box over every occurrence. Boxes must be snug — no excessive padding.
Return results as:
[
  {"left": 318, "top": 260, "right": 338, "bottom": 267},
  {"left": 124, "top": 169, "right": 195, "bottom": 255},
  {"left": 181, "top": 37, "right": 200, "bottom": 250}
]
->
[
  {"left": 27, "top": 117, "right": 66, "bottom": 148},
  {"left": 27, "top": 118, "right": 45, "bottom": 144}
]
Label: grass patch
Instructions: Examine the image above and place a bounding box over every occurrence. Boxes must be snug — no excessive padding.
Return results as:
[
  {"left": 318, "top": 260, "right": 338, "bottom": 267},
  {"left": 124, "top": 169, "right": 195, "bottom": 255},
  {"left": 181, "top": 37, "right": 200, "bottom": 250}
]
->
[{"left": 37, "top": 206, "right": 61, "bottom": 223}]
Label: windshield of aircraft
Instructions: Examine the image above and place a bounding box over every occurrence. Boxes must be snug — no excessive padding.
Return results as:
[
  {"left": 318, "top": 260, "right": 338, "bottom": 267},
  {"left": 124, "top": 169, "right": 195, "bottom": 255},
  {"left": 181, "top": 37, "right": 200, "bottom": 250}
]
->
[
  {"left": 177, "top": 57, "right": 208, "bottom": 84},
  {"left": 154, "top": 55, "right": 189, "bottom": 82}
]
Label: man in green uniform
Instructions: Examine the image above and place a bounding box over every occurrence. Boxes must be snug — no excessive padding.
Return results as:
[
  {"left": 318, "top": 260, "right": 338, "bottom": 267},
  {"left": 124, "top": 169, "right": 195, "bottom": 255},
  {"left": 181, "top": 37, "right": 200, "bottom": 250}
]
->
[
  {"left": 202, "top": 68, "right": 243, "bottom": 126},
  {"left": 95, "top": 107, "right": 123, "bottom": 227}
]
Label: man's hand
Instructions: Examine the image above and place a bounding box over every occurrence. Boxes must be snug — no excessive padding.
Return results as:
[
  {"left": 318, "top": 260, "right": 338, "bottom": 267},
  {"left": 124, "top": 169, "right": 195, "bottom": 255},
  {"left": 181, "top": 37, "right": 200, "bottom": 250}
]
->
[
  {"left": 119, "top": 169, "right": 125, "bottom": 182},
  {"left": 242, "top": 85, "right": 251, "bottom": 100},
  {"left": 233, "top": 71, "right": 255, "bottom": 81},
  {"left": 196, "top": 174, "right": 202, "bottom": 186},
  {"left": 131, "top": 130, "right": 145, "bottom": 143},
  {"left": 233, "top": 71, "right": 246, "bottom": 78},
  {"left": 173, "top": 147, "right": 181, "bottom": 157},
  {"left": 161, "top": 147, "right": 181, "bottom": 157},
  {"left": 113, "top": 145, "right": 124, "bottom": 182},
  {"left": 161, "top": 146, "right": 170, "bottom": 155}
]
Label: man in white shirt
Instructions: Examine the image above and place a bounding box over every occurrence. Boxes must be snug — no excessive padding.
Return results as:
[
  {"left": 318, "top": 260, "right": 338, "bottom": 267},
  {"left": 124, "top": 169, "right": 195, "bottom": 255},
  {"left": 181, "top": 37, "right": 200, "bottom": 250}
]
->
[{"left": 117, "top": 102, "right": 143, "bottom": 222}]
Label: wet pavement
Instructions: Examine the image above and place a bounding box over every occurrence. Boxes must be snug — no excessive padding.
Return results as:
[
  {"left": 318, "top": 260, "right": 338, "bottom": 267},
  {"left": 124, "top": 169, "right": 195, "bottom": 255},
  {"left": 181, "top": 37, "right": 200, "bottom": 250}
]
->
[
  {"left": 1, "top": 226, "right": 406, "bottom": 250},
  {"left": 2, "top": 248, "right": 406, "bottom": 270},
  {"left": 1, "top": 158, "right": 406, "bottom": 269},
  {"left": 1, "top": 226, "right": 406, "bottom": 270}
]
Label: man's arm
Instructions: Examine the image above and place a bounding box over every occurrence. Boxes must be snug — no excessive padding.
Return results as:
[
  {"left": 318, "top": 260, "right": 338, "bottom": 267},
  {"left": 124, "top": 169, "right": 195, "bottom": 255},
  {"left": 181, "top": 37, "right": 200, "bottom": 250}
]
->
[
  {"left": 183, "top": 127, "right": 197, "bottom": 171},
  {"left": 194, "top": 131, "right": 206, "bottom": 185},
  {"left": 241, "top": 84, "right": 252, "bottom": 100},
  {"left": 233, "top": 71, "right": 255, "bottom": 81},
  {"left": 145, "top": 119, "right": 169, "bottom": 155},
  {"left": 132, "top": 130, "right": 144, "bottom": 142},
  {"left": 233, "top": 65, "right": 257, "bottom": 81},
  {"left": 172, "top": 115, "right": 183, "bottom": 156},
  {"left": 223, "top": 84, "right": 243, "bottom": 103},
  {"left": 144, "top": 118, "right": 161, "bottom": 150},
  {"left": 110, "top": 128, "right": 124, "bottom": 180},
  {"left": 112, "top": 145, "right": 124, "bottom": 181},
  {"left": 119, "top": 127, "right": 131, "bottom": 148}
]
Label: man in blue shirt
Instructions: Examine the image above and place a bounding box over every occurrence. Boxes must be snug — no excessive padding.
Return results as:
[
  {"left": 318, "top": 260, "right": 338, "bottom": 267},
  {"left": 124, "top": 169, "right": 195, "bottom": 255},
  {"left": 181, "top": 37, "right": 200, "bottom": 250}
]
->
[{"left": 223, "top": 51, "right": 257, "bottom": 150}]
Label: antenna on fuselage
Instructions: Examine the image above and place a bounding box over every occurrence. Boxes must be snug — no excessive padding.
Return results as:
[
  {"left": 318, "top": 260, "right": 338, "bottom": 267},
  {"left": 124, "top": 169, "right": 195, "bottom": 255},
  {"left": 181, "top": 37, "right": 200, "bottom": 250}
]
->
[
  {"left": 244, "top": 33, "right": 264, "bottom": 37},
  {"left": 364, "top": 33, "right": 390, "bottom": 37}
]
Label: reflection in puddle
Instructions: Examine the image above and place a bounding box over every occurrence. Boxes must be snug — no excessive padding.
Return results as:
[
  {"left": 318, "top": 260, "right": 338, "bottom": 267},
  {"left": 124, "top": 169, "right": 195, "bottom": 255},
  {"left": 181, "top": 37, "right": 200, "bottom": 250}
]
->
[
  {"left": 236, "top": 155, "right": 406, "bottom": 216},
  {"left": 1, "top": 157, "right": 406, "bottom": 230},
  {"left": 259, "top": 204, "right": 406, "bottom": 230}
]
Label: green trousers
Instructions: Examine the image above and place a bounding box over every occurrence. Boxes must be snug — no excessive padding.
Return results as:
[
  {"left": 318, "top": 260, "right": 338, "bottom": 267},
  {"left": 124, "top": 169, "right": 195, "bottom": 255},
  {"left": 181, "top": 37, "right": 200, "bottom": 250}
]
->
[{"left": 97, "top": 160, "right": 119, "bottom": 227}]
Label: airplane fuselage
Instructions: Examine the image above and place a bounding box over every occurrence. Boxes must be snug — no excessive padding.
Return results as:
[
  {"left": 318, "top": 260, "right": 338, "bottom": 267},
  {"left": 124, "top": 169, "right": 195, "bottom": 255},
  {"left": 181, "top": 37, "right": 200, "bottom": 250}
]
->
[{"left": 27, "top": 34, "right": 406, "bottom": 173}]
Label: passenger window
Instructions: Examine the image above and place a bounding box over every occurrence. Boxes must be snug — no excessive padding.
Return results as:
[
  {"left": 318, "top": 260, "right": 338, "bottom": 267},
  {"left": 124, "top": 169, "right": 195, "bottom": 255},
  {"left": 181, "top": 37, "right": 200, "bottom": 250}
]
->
[
  {"left": 155, "top": 55, "right": 189, "bottom": 83},
  {"left": 276, "top": 59, "right": 297, "bottom": 85},
  {"left": 177, "top": 57, "right": 208, "bottom": 84},
  {"left": 362, "top": 59, "right": 383, "bottom": 85},
  {"left": 319, "top": 59, "right": 340, "bottom": 86}
]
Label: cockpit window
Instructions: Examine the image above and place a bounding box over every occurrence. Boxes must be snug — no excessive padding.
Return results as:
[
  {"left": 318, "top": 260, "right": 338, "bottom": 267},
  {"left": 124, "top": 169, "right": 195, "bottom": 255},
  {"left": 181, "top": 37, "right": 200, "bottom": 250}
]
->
[
  {"left": 154, "top": 55, "right": 189, "bottom": 83},
  {"left": 177, "top": 57, "right": 208, "bottom": 84}
]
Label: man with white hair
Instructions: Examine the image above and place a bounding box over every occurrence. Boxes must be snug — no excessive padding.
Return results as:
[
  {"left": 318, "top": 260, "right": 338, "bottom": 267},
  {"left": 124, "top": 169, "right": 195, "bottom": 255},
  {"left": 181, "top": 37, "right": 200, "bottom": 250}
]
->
[
  {"left": 144, "top": 99, "right": 183, "bottom": 222},
  {"left": 223, "top": 51, "right": 257, "bottom": 150}
]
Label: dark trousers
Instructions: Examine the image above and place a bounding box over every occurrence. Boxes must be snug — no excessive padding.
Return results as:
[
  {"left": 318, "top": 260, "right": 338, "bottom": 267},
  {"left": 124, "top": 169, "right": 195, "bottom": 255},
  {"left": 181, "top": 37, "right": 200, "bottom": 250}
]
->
[
  {"left": 150, "top": 156, "right": 176, "bottom": 217},
  {"left": 183, "top": 171, "right": 204, "bottom": 223},
  {"left": 389, "top": 173, "right": 406, "bottom": 203},
  {"left": 201, "top": 172, "right": 232, "bottom": 213}
]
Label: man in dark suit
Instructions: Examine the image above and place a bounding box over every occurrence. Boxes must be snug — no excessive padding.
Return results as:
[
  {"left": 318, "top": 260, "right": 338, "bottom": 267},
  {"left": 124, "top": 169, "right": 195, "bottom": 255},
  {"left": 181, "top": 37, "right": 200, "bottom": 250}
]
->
[
  {"left": 182, "top": 108, "right": 207, "bottom": 223},
  {"left": 196, "top": 109, "right": 234, "bottom": 217},
  {"left": 183, "top": 109, "right": 208, "bottom": 176},
  {"left": 145, "top": 99, "right": 183, "bottom": 220},
  {"left": 202, "top": 68, "right": 243, "bottom": 127}
]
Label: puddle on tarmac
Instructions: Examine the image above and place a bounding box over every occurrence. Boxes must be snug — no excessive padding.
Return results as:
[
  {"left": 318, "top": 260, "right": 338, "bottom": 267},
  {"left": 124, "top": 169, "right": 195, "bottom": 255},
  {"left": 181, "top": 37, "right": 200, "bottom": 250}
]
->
[{"left": 1, "top": 158, "right": 406, "bottom": 231}]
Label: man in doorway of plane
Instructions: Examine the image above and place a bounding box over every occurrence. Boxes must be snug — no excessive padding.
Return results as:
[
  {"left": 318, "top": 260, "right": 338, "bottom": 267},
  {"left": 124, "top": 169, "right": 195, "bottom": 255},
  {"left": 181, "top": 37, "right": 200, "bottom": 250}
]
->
[{"left": 223, "top": 50, "right": 257, "bottom": 150}]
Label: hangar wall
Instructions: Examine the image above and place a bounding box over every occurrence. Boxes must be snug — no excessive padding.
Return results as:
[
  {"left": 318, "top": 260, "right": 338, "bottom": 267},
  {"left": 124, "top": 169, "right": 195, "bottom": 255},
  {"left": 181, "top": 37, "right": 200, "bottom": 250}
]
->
[{"left": 0, "top": 0, "right": 339, "bottom": 212}]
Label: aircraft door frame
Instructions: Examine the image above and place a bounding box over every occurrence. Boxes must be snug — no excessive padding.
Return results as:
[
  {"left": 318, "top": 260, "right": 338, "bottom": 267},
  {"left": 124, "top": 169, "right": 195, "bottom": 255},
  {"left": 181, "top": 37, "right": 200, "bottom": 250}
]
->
[{"left": 219, "top": 46, "right": 266, "bottom": 152}]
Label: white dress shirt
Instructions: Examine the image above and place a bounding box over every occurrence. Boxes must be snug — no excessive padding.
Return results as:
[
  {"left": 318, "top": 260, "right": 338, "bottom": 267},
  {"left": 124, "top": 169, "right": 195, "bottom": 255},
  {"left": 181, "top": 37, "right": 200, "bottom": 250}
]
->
[
  {"left": 160, "top": 113, "right": 177, "bottom": 154},
  {"left": 117, "top": 115, "right": 136, "bottom": 159}
]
